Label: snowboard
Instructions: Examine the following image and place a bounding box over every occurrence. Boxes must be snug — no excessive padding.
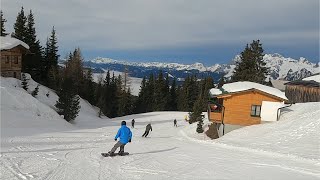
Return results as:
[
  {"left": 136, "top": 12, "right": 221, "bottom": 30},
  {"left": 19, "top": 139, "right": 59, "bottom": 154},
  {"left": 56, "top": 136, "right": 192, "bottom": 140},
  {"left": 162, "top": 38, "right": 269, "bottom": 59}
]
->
[{"left": 101, "top": 152, "right": 129, "bottom": 157}]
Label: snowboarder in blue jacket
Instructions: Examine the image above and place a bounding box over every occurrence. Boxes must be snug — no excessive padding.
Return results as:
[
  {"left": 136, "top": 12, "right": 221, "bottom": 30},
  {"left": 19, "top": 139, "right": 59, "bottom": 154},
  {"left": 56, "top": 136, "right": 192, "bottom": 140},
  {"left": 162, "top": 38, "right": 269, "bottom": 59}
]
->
[{"left": 108, "top": 121, "right": 132, "bottom": 155}]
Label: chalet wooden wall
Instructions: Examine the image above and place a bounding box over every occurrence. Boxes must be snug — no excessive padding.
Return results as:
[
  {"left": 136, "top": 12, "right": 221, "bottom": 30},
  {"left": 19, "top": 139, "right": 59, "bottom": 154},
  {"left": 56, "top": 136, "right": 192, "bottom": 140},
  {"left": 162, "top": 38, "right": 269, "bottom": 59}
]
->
[
  {"left": 285, "top": 85, "right": 320, "bottom": 103},
  {"left": 209, "top": 90, "right": 283, "bottom": 126},
  {"left": 1, "top": 46, "right": 23, "bottom": 79}
]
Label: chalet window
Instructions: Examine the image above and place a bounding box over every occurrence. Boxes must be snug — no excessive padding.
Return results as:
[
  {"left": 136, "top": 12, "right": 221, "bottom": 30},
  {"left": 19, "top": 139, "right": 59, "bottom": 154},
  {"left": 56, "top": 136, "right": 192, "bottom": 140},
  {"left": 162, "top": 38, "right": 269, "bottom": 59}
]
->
[
  {"left": 251, "top": 105, "right": 261, "bottom": 117},
  {"left": 12, "top": 56, "right": 19, "bottom": 64}
]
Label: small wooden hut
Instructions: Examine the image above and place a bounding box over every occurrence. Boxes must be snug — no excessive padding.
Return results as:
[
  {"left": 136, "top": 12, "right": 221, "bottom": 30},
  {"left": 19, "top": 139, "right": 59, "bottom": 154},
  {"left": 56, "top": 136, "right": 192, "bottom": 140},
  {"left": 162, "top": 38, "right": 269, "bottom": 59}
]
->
[
  {"left": 285, "top": 74, "right": 320, "bottom": 103},
  {"left": 1, "top": 36, "right": 29, "bottom": 79},
  {"left": 208, "top": 81, "right": 288, "bottom": 137}
]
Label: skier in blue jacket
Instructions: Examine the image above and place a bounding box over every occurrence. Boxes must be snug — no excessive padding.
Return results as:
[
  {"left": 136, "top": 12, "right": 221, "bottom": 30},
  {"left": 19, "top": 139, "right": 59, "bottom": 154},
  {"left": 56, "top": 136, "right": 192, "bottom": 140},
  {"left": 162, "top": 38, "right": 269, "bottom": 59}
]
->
[{"left": 108, "top": 121, "right": 132, "bottom": 155}]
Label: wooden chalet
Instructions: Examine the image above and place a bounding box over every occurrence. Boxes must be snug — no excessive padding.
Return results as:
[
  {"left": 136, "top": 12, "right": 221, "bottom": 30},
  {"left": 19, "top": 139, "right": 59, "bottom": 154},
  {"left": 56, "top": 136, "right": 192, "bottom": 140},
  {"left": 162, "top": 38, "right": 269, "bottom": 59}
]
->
[
  {"left": 208, "top": 81, "right": 288, "bottom": 136},
  {"left": 1, "top": 36, "right": 29, "bottom": 79},
  {"left": 285, "top": 74, "right": 320, "bottom": 103}
]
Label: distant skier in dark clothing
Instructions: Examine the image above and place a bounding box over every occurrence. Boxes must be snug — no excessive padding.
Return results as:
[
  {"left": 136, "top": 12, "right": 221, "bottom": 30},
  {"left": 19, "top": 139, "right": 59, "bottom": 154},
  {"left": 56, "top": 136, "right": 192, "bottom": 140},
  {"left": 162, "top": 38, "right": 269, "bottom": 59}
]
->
[
  {"left": 108, "top": 121, "right": 132, "bottom": 155},
  {"left": 131, "top": 119, "right": 135, "bottom": 128},
  {"left": 142, "top": 123, "right": 152, "bottom": 137},
  {"left": 174, "top": 119, "right": 177, "bottom": 127}
]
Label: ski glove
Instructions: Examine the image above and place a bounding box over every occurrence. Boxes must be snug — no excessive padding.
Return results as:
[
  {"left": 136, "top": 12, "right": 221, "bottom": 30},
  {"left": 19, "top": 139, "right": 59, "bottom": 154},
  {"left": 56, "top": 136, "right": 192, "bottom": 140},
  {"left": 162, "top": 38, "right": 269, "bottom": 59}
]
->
[{"left": 128, "top": 139, "right": 131, "bottom": 143}]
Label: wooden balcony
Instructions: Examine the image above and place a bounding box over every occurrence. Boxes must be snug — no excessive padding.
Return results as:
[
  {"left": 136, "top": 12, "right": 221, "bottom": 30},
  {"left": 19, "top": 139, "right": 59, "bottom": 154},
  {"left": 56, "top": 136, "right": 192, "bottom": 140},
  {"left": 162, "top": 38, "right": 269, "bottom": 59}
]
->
[{"left": 209, "top": 111, "right": 223, "bottom": 123}]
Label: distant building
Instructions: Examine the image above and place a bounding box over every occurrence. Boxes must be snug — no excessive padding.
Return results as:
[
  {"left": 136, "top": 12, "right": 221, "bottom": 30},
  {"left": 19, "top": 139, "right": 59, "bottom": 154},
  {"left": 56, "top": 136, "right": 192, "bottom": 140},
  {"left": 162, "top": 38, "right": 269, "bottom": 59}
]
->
[
  {"left": 285, "top": 74, "right": 320, "bottom": 103},
  {"left": 1, "top": 36, "right": 29, "bottom": 79},
  {"left": 208, "top": 81, "right": 288, "bottom": 137}
]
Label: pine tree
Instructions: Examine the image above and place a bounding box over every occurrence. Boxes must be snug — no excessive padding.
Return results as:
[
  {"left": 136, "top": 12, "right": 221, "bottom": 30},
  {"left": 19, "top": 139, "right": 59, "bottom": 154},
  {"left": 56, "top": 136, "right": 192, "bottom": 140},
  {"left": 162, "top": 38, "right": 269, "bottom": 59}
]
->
[
  {"left": 135, "top": 76, "right": 147, "bottom": 113},
  {"left": 65, "top": 48, "right": 84, "bottom": 92},
  {"left": 1, "top": 10, "right": 8, "bottom": 36},
  {"left": 43, "top": 27, "right": 59, "bottom": 89},
  {"left": 168, "top": 78, "right": 177, "bottom": 110},
  {"left": 109, "top": 73, "right": 119, "bottom": 117},
  {"left": 95, "top": 76, "right": 104, "bottom": 117},
  {"left": 102, "top": 70, "right": 113, "bottom": 117},
  {"left": 31, "top": 84, "right": 40, "bottom": 97},
  {"left": 48, "top": 26, "right": 59, "bottom": 69},
  {"left": 164, "top": 73, "right": 170, "bottom": 109},
  {"left": 84, "top": 68, "right": 95, "bottom": 104},
  {"left": 23, "top": 10, "right": 44, "bottom": 82},
  {"left": 185, "top": 75, "right": 198, "bottom": 111},
  {"left": 189, "top": 94, "right": 205, "bottom": 124},
  {"left": 202, "top": 77, "right": 214, "bottom": 105},
  {"left": 177, "top": 85, "right": 188, "bottom": 111},
  {"left": 116, "top": 75, "right": 126, "bottom": 116},
  {"left": 12, "top": 7, "right": 27, "bottom": 41},
  {"left": 44, "top": 27, "right": 59, "bottom": 88},
  {"left": 196, "top": 118, "right": 204, "bottom": 133},
  {"left": 47, "top": 66, "right": 59, "bottom": 90},
  {"left": 25, "top": 10, "right": 36, "bottom": 46},
  {"left": 21, "top": 73, "right": 28, "bottom": 91},
  {"left": 125, "top": 88, "right": 134, "bottom": 115},
  {"left": 251, "top": 40, "right": 269, "bottom": 83},
  {"left": 41, "top": 38, "right": 50, "bottom": 83},
  {"left": 55, "top": 77, "right": 80, "bottom": 122},
  {"left": 145, "top": 73, "right": 155, "bottom": 112},
  {"left": 217, "top": 76, "right": 225, "bottom": 88},
  {"left": 231, "top": 40, "right": 269, "bottom": 84},
  {"left": 154, "top": 71, "right": 168, "bottom": 111}
]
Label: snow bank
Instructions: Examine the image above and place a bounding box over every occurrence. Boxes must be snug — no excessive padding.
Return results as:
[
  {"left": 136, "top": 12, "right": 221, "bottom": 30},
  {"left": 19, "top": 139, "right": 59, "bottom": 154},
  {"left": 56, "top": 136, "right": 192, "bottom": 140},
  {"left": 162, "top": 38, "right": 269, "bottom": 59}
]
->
[
  {"left": 217, "top": 102, "right": 320, "bottom": 160},
  {"left": 0, "top": 36, "right": 29, "bottom": 50},
  {"left": 1, "top": 77, "right": 73, "bottom": 137},
  {"left": 210, "top": 81, "right": 288, "bottom": 100},
  {"left": 26, "top": 74, "right": 110, "bottom": 128},
  {"left": 1, "top": 75, "right": 110, "bottom": 137},
  {"left": 178, "top": 103, "right": 319, "bottom": 161}
]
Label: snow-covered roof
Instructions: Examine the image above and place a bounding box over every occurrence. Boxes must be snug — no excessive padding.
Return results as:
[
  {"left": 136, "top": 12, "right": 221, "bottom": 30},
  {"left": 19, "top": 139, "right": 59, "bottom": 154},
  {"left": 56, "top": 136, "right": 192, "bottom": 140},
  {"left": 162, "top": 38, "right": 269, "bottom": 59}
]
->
[
  {"left": 209, "top": 88, "right": 222, "bottom": 95},
  {"left": 0, "top": 36, "right": 29, "bottom": 50},
  {"left": 302, "top": 74, "right": 320, "bottom": 83},
  {"left": 270, "top": 79, "right": 289, "bottom": 91},
  {"left": 209, "top": 81, "right": 288, "bottom": 100}
]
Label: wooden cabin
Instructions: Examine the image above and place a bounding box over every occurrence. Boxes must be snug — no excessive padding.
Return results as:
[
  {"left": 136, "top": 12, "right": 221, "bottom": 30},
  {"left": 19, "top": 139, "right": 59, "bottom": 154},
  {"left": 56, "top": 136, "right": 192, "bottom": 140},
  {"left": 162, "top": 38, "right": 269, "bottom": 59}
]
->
[
  {"left": 1, "top": 36, "right": 29, "bottom": 79},
  {"left": 208, "top": 81, "right": 288, "bottom": 136},
  {"left": 285, "top": 74, "right": 320, "bottom": 103}
]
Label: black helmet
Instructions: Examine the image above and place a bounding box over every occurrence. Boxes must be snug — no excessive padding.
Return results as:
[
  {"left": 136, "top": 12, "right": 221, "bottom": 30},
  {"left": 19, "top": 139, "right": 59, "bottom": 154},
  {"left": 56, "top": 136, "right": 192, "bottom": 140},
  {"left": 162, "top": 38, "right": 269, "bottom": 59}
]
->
[{"left": 121, "top": 121, "right": 126, "bottom": 125}]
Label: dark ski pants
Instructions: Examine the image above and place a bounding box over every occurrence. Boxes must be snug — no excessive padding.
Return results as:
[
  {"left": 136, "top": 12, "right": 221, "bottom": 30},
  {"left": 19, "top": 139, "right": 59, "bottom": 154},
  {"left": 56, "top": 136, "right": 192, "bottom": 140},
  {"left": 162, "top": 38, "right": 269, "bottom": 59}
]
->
[
  {"left": 142, "top": 130, "right": 150, "bottom": 137},
  {"left": 110, "top": 141, "right": 125, "bottom": 153}
]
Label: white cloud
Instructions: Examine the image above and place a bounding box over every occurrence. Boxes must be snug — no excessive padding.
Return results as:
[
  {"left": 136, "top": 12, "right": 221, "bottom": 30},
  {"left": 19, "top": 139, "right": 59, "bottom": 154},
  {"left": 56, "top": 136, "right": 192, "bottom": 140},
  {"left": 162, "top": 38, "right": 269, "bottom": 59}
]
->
[{"left": 1, "top": 0, "right": 319, "bottom": 52}]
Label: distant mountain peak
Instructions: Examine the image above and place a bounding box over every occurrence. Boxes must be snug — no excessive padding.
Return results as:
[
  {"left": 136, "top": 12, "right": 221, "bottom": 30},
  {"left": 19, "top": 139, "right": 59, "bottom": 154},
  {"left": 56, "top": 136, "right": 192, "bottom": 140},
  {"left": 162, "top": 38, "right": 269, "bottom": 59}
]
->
[
  {"left": 87, "top": 53, "right": 319, "bottom": 81},
  {"left": 269, "top": 53, "right": 284, "bottom": 58}
]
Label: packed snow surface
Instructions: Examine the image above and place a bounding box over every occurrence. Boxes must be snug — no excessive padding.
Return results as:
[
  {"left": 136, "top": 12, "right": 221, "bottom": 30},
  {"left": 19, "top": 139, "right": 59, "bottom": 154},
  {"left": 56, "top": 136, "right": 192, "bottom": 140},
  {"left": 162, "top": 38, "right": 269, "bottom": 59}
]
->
[
  {"left": 210, "top": 81, "right": 288, "bottom": 100},
  {"left": 0, "top": 36, "right": 29, "bottom": 50},
  {"left": 1, "top": 77, "right": 319, "bottom": 180}
]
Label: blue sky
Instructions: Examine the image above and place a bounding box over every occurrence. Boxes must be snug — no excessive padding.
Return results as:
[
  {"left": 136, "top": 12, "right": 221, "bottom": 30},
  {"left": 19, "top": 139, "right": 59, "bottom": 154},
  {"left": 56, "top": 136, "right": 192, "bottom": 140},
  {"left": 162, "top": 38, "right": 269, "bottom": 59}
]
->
[{"left": 2, "top": 0, "right": 319, "bottom": 65}]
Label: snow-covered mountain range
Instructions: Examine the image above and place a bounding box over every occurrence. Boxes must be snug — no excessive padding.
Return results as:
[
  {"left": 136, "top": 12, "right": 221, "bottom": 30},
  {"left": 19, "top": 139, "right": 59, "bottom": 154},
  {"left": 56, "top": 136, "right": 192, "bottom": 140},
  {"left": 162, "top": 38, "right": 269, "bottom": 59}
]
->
[{"left": 86, "top": 53, "right": 319, "bottom": 81}]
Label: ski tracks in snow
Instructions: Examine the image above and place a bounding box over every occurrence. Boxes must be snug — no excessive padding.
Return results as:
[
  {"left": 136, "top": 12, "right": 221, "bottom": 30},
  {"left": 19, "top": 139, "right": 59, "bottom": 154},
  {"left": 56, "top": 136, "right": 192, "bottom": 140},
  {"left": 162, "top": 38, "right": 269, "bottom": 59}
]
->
[{"left": 1, "top": 117, "right": 320, "bottom": 179}]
